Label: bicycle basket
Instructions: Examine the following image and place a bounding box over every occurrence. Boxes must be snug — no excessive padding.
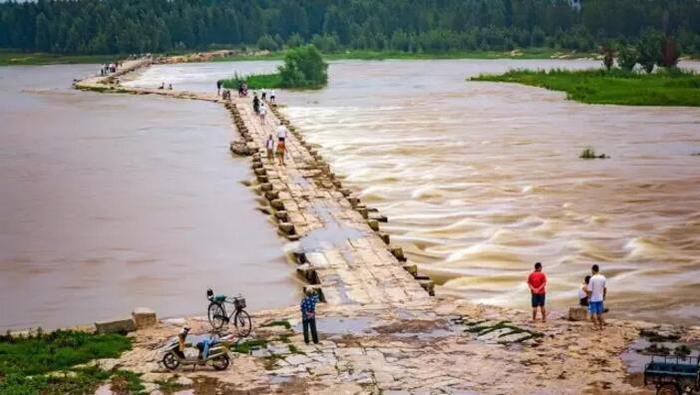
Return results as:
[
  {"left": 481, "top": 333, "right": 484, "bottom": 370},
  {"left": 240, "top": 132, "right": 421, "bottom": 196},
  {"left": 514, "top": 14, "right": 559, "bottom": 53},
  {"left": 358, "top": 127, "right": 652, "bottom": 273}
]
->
[{"left": 234, "top": 297, "right": 246, "bottom": 309}]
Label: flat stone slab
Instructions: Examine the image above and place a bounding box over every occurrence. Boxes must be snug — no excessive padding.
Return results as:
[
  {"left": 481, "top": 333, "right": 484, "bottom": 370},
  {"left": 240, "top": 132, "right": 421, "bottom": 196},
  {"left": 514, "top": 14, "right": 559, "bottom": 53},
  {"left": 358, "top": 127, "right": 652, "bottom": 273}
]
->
[{"left": 95, "top": 317, "right": 136, "bottom": 334}]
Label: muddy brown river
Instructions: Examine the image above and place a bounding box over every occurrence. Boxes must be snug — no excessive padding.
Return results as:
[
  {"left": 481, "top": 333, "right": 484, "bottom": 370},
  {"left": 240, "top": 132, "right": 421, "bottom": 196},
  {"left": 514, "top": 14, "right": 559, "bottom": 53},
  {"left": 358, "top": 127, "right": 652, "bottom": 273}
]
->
[
  {"left": 0, "top": 65, "right": 298, "bottom": 330},
  {"left": 3, "top": 59, "right": 700, "bottom": 329}
]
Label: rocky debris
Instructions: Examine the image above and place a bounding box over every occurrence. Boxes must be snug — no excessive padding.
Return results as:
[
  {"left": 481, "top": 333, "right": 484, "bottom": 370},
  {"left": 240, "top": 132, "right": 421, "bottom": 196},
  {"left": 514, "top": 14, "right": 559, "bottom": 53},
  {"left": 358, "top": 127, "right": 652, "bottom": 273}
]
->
[
  {"left": 132, "top": 307, "right": 157, "bottom": 329},
  {"left": 95, "top": 317, "right": 136, "bottom": 334},
  {"left": 568, "top": 306, "right": 588, "bottom": 321},
  {"left": 230, "top": 141, "right": 254, "bottom": 156}
]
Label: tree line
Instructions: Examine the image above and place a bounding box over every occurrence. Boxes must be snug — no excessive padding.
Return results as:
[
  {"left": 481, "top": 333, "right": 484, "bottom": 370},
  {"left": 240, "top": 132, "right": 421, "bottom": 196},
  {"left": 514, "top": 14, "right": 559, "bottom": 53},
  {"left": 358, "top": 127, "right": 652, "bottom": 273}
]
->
[{"left": 1, "top": 0, "right": 700, "bottom": 55}]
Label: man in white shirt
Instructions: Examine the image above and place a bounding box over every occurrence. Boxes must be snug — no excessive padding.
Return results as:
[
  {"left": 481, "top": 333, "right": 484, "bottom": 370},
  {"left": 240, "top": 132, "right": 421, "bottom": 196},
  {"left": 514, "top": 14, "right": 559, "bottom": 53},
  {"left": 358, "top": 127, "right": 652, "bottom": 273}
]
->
[
  {"left": 586, "top": 264, "right": 607, "bottom": 330},
  {"left": 277, "top": 123, "right": 288, "bottom": 142}
]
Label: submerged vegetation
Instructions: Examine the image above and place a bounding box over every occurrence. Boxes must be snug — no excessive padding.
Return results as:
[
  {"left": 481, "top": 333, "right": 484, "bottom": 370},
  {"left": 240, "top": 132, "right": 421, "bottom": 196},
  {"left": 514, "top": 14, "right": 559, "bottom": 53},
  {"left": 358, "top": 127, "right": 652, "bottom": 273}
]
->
[
  {"left": 472, "top": 68, "right": 700, "bottom": 106},
  {"left": 223, "top": 45, "right": 328, "bottom": 90},
  {"left": 580, "top": 147, "right": 609, "bottom": 159},
  {"left": 0, "top": 330, "right": 133, "bottom": 394}
]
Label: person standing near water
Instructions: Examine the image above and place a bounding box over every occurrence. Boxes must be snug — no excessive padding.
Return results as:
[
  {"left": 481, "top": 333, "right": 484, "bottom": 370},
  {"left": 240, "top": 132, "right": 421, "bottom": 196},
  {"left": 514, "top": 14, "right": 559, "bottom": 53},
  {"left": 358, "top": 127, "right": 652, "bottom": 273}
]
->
[
  {"left": 300, "top": 288, "right": 320, "bottom": 344},
  {"left": 587, "top": 265, "right": 607, "bottom": 331},
  {"left": 527, "top": 262, "right": 547, "bottom": 322},
  {"left": 270, "top": 90, "right": 276, "bottom": 103},
  {"left": 216, "top": 80, "right": 223, "bottom": 96}
]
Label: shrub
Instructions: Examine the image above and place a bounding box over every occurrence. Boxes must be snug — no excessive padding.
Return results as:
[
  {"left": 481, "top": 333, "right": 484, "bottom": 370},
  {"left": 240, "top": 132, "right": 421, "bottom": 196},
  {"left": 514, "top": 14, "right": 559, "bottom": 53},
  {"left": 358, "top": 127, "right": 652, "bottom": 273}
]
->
[
  {"left": 637, "top": 31, "right": 664, "bottom": 73},
  {"left": 601, "top": 44, "right": 614, "bottom": 71},
  {"left": 278, "top": 44, "right": 328, "bottom": 88},
  {"left": 580, "top": 147, "right": 609, "bottom": 159},
  {"left": 286, "top": 33, "right": 305, "bottom": 48},
  {"left": 257, "top": 34, "right": 279, "bottom": 51},
  {"left": 617, "top": 45, "right": 638, "bottom": 71}
]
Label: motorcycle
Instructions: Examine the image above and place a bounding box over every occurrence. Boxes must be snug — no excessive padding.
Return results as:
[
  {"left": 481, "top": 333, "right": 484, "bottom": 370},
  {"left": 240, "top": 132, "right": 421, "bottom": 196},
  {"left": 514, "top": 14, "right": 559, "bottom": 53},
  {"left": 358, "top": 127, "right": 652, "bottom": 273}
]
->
[{"left": 161, "top": 332, "right": 233, "bottom": 371}]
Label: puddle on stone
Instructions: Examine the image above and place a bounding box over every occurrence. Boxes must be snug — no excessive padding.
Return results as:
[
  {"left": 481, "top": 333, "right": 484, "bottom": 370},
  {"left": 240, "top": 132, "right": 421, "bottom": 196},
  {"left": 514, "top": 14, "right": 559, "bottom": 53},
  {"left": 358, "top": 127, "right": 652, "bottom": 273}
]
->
[
  {"left": 268, "top": 375, "right": 294, "bottom": 384},
  {"left": 294, "top": 316, "right": 376, "bottom": 336},
  {"left": 295, "top": 204, "right": 367, "bottom": 254}
]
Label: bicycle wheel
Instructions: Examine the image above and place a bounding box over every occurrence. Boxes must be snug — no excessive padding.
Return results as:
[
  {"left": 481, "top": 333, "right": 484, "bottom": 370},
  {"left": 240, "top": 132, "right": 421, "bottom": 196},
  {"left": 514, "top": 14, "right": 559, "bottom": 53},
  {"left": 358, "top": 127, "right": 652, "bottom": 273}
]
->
[
  {"left": 233, "top": 310, "right": 252, "bottom": 337},
  {"left": 208, "top": 303, "right": 227, "bottom": 330}
]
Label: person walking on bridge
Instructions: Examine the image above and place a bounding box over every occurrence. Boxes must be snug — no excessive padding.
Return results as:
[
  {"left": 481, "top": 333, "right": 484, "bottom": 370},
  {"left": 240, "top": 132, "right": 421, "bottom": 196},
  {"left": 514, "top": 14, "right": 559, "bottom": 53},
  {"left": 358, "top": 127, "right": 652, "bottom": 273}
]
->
[
  {"left": 216, "top": 79, "right": 223, "bottom": 96},
  {"left": 301, "top": 288, "right": 320, "bottom": 345},
  {"left": 253, "top": 93, "right": 260, "bottom": 114},
  {"left": 527, "top": 262, "right": 547, "bottom": 322}
]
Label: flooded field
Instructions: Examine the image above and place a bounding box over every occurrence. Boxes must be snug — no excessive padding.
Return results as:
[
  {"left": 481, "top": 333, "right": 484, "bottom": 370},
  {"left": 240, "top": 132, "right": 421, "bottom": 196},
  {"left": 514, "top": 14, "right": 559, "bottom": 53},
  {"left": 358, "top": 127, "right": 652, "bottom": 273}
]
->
[
  {"left": 130, "top": 59, "right": 700, "bottom": 325},
  {"left": 0, "top": 65, "right": 298, "bottom": 330}
]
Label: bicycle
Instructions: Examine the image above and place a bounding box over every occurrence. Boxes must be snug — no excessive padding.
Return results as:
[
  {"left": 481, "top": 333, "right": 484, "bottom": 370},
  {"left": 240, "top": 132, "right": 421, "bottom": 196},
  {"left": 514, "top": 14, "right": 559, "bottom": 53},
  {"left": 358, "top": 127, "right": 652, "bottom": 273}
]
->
[{"left": 206, "top": 289, "right": 252, "bottom": 337}]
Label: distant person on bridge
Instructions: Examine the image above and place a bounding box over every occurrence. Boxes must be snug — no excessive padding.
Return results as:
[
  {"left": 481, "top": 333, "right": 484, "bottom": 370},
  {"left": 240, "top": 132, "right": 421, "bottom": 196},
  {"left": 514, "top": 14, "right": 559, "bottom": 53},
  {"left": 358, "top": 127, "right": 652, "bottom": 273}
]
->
[
  {"left": 266, "top": 135, "right": 275, "bottom": 162},
  {"left": 587, "top": 265, "right": 607, "bottom": 331},
  {"left": 527, "top": 262, "right": 547, "bottom": 322},
  {"left": 216, "top": 79, "right": 223, "bottom": 96},
  {"left": 259, "top": 102, "right": 267, "bottom": 123},
  {"left": 253, "top": 93, "right": 260, "bottom": 114},
  {"left": 269, "top": 90, "right": 276, "bottom": 103},
  {"left": 300, "top": 288, "right": 320, "bottom": 344}
]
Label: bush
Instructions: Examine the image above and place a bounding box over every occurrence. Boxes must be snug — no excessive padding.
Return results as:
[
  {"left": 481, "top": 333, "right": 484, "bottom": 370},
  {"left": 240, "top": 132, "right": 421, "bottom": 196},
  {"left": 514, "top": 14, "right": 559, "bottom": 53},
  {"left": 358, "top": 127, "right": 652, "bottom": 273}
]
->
[
  {"left": 278, "top": 44, "right": 328, "bottom": 88},
  {"left": 617, "top": 45, "right": 638, "bottom": 71},
  {"left": 286, "top": 33, "right": 304, "bottom": 48},
  {"left": 601, "top": 44, "right": 614, "bottom": 71},
  {"left": 257, "top": 34, "right": 279, "bottom": 51},
  {"left": 637, "top": 31, "right": 664, "bottom": 73},
  {"left": 580, "top": 147, "right": 609, "bottom": 159}
]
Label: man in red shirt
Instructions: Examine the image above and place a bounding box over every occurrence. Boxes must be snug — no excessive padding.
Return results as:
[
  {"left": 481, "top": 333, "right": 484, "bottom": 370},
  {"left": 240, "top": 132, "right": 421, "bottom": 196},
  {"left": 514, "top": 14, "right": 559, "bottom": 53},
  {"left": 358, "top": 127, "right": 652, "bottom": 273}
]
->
[{"left": 527, "top": 262, "right": 547, "bottom": 322}]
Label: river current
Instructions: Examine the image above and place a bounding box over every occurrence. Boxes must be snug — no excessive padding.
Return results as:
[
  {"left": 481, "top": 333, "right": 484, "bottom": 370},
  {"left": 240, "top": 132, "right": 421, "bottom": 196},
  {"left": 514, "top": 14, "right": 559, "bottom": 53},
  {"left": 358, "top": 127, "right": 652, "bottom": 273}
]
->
[
  {"left": 130, "top": 59, "right": 700, "bottom": 324},
  {"left": 3, "top": 58, "right": 699, "bottom": 328}
]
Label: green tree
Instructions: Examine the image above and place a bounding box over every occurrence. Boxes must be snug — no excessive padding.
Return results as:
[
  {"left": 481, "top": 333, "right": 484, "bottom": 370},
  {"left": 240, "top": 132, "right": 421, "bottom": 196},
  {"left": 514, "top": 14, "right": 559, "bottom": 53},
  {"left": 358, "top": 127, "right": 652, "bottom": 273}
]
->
[
  {"left": 660, "top": 36, "right": 680, "bottom": 68},
  {"left": 617, "top": 45, "right": 638, "bottom": 71},
  {"left": 278, "top": 44, "right": 328, "bottom": 88},
  {"left": 257, "top": 34, "right": 278, "bottom": 51},
  {"left": 287, "top": 33, "right": 304, "bottom": 48},
  {"left": 637, "top": 31, "right": 664, "bottom": 73},
  {"left": 34, "top": 12, "right": 50, "bottom": 51}
]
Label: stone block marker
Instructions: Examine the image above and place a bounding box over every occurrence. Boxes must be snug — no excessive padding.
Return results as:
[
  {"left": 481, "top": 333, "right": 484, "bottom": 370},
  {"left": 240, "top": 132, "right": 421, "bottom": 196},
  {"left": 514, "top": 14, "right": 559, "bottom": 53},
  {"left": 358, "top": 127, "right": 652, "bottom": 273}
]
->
[
  {"left": 95, "top": 318, "right": 136, "bottom": 334},
  {"left": 568, "top": 306, "right": 588, "bottom": 321},
  {"left": 132, "top": 307, "right": 157, "bottom": 329}
]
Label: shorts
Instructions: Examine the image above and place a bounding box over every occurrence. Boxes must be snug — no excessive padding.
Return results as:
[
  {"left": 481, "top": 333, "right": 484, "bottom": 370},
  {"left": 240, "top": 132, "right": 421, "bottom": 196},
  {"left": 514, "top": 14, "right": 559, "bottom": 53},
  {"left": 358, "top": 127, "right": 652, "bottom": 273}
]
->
[
  {"left": 588, "top": 301, "right": 604, "bottom": 315},
  {"left": 531, "top": 293, "right": 546, "bottom": 308}
]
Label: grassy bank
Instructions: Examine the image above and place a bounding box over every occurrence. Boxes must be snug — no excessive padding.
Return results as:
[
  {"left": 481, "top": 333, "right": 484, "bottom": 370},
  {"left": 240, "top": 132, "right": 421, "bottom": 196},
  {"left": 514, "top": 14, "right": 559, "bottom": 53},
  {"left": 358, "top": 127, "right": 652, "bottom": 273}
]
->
[
  {"left": 0, "top": 51, "right": 118, "bottom": 66},
  {"left": 222, "top": 73, "right": 282, "bottom": 90},
  {"left": 1, "top": 47, "right": 593, "bottom": 66},
  {"left": 213, "top": 48, "right": 594, "bottom": 62},
  {"left": 471, "top": 68, "right": 700, "bottom": 106},
  {"left": 0, "top": 330, "right": 136, "bottom": 394}
]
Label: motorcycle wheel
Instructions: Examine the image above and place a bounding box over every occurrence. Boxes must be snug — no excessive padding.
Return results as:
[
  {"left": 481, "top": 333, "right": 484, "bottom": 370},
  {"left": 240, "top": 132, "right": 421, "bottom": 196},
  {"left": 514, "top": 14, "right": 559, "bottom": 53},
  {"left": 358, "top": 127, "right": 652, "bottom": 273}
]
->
[
  {"left": 234, "top": 310, "right": 252, "bottom": 337},
  {"left": 208, "top": 303, "right": 227, "bottom": 330},
  {"left": 162, "top": 352, "right": 180, "bottom": 370},
  {"left": 212, "top": 354, "right": 230, "bottom": 371}
]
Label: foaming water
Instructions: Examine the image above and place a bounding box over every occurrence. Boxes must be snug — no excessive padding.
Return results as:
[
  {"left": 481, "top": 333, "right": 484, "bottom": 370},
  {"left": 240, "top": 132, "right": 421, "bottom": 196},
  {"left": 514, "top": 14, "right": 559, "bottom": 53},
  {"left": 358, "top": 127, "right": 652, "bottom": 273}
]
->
[{"left": 131, "top": 59, "right": 700, "bottom": 324}]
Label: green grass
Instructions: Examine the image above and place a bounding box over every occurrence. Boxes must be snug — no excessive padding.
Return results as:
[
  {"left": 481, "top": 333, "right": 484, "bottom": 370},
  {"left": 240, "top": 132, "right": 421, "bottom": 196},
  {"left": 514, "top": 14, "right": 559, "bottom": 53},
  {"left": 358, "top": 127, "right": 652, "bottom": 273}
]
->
[
  {"left": 231, "top": 338, "right": 268, "bottom": 354},
  {"left": 0, "top": 50, "right": 117, "bottom": 66},
  {"left": 0, "top": 330, "right": 133, "bottom": 394},
  {"left": 471, "top": 68, "right": 700, "bottom": 106},
  {"left": 213, "top": 48, "right": 593, "bottom": 62},
  {"left": 222, "top": 73, "right": 283, "bottom": 90},
  {"left": 260, "top": 320, "right": 292, "bottom": 330}
]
